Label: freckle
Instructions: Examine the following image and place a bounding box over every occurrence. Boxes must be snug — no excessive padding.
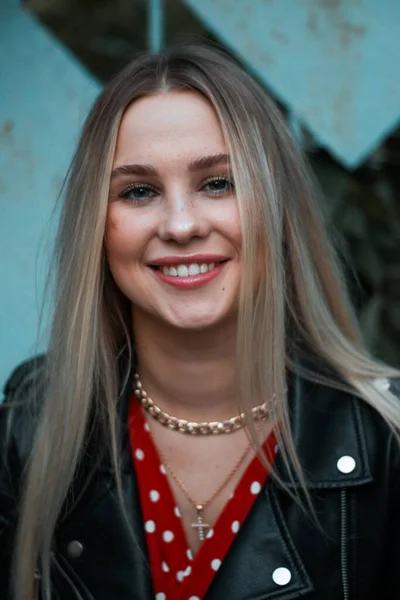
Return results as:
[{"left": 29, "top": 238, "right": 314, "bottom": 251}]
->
[{"left": 222, "top": 287, "right": 225, "bottom": 291}]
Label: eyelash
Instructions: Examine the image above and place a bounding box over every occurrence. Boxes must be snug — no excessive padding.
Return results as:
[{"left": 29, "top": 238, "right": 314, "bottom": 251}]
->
[{"left": 119, "top": 175, "right": 235, "bottom": 203}]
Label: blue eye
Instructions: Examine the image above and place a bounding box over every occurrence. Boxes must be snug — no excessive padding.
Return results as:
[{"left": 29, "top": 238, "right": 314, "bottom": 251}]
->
[
  {"left": 202, "top": 177, "right": 235, "bottom": 196},
  {"left": 120, "top": 184, "right": 158, "bottom": 202}
]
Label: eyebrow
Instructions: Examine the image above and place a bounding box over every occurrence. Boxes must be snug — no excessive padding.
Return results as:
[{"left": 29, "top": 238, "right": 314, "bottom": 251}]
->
[{"left": 111, "top": 153, "right": 230, "bottom": 180}]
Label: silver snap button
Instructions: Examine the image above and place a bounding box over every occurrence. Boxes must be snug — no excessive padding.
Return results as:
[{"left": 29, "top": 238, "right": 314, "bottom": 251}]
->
[
  {"left": 337, "top": 456, "right": 356, "bottom": 474},
  {"left": 66, "top": 540, "right": 84, "bottom": 558},
  {"left": 272, "top": 567, "right": 292, "bottom": 586}
]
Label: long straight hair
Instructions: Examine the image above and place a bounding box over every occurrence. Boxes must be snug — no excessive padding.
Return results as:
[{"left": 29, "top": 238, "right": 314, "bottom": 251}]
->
[{"left": 12, "top": 45, "right": 400, "bottom": 599}]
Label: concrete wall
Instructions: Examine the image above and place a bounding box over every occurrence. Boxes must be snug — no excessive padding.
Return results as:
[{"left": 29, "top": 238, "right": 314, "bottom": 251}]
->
[
  {"left": 0, "top": 0, "right": 100, "bottom": 389},
  {"left": 2, "top": 0, "right": 399, "bottom": 387},
  {"left": 184, "top": 0, "right": 400, "bottom": 167}
]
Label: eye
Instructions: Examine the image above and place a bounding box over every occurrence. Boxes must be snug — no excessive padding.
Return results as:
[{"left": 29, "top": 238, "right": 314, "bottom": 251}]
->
[
  {"left": 120, "top": 183, "right": 158, "bottom": 203},
  {"left": 202, "top": 176, "right": 235, "bottom": 196}
]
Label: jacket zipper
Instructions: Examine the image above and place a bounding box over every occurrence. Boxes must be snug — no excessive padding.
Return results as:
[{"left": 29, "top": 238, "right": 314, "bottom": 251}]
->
[
  {"left": 340, "top": 489, "right": 349, "bottom": 600},
  {"left": 52, "top": 554, "right": 86, "bottom": 600}
]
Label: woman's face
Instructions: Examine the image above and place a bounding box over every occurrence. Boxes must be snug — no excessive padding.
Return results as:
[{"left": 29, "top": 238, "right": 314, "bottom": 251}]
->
[{"left": 106, "top": 90, "right": 242, "bottom": 331}]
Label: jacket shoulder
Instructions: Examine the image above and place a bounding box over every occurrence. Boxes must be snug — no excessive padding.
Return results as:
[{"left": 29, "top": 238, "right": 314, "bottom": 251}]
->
[
  {"left": 282, "top": 373, "right": 400, "bottom": 489},
  {"left": 2, "top": 354, "right": 47, "bottom": 403},
  {"left": 1, "top": 355, "right": 47, "bottom": 468}
]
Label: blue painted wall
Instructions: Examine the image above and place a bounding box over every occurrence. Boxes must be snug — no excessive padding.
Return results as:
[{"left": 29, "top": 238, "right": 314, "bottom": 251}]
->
[
  {"left": 183, "top": 0, "right": 400, "bottom": 168},
  {"left": 0, "top": 0, "right": 100, "bottom": 389},
  {"left": 1, "top": 0, "right": 399, "bottom": 387}
]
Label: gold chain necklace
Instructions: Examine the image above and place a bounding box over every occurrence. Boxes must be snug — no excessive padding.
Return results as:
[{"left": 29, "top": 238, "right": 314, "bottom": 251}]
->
[
  {"left": 148, "top": 424, "right": 252, "bottom": 542},
  {"left": 133, "top": 373, "right": 270, "bottom": 435}
]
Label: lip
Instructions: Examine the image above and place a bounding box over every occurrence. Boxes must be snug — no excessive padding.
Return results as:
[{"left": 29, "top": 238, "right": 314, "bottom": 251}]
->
[
  {"left": 150, "top": 260, "right": 229, "bottom": 289},
  {"left": 149, "top": 254, "right": 230, "bottom": 267}
]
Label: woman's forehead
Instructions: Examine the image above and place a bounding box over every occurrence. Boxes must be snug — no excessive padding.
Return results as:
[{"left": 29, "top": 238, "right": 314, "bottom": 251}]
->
[{"left": 113, "top": 90, "right": 227, "bottom": 169}]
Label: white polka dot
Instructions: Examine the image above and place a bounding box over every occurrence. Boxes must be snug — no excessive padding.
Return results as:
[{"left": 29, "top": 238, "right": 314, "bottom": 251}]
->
[
  {"left": 163, "top": 530, "right": 174, "bottom": 543},
  {"left": 150, "top": 490, "right": 160, "bottom": 502},
  {"left": 206, "top": 528, "right": 214, "bottom": 539},
  {"left": 155, "top": 594, "right": 166, "bottom": 600},
  {"left": 211, "top": 559, "right": 221, "bottom": 571},
  {"left": 274, "top": 444, "right": 279, "bottom": 454},
  {"left": 145, "top": 520, "right": 156, "bottom": 533},
  {"left": 161, "top": 561, "right": 169, "bottom": 572},
  {"left": 160, "top": 464, "right": 167, "bottom": 475},
  {"left": 231, "top": 520, "right": 240, "bottom": 533},
  {"left": 174, "top": 506, "right": 181, "bottom": 518},
  {"left": 135, "top": 448, "right": 144, "bottom": 460},
  {"left": 184, "top": 566, "right": 192, "bottom": 576},
  {"left": 186, "top": 549, "right": 193, "bottom": 561},
  {"left": 176, "top": 570, "right": 185, "bottom": 582},
  {"left": 250, "top": 481, "right": 261, "bottom": 494},
  {"left": 144, "top": 422, "right": 150, "bottom": 432},
  {"left": 189, "top": 597, "right": 200, "bottom": 600},
  {"left": 229, "top": 491, "right": 235, "bottom": 499}
]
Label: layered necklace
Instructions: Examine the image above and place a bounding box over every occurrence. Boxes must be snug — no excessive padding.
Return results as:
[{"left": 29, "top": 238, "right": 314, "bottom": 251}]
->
[
  {"left": 133, "top": 373, "right": 274, "bottom": 541},
  {"left": 133, "top": 373, "right": 270, "bottom": 435}
]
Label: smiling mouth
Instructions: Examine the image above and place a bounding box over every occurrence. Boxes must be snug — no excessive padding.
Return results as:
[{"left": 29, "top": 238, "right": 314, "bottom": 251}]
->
[{"left": 150, "top": 260, "right": 228, "bottom": 278}]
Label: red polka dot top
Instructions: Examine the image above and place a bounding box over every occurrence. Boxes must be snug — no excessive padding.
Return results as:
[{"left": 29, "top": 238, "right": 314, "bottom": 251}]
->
[{"left": 128, "top": 395, "right": 277, "bottom": 600}]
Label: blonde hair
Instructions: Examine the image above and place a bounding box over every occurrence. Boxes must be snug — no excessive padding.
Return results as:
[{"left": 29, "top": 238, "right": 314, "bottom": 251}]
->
[{"left": 12, "top": 45, "right": 400, "bottom": 599}]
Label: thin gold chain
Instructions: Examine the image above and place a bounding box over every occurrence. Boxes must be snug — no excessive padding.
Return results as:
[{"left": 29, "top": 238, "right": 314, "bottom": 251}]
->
[{"left": 149, "top": 424, "right": 253, "bottom": 510}]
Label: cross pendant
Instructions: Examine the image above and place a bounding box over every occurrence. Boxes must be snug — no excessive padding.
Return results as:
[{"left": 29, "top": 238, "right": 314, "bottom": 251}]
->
[{"left": 191, "top": 504, "right": 210, "bottom": 542}]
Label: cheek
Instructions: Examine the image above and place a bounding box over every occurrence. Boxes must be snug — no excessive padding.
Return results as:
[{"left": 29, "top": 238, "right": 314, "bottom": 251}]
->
[
  {"left": 105, "top": 207, "right": 139, "bottom": 262},
  {"left": 216, "top": 203, "right": 242, "bottom": 248}
]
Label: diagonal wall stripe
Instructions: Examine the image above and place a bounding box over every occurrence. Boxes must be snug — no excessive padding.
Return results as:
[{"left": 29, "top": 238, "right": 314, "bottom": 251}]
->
[
  {"left": 183, "top": 0, "right": 400, "bottom": 168},
  {"left": 0, "top": 0, "right": 100, "bottom": 388}
]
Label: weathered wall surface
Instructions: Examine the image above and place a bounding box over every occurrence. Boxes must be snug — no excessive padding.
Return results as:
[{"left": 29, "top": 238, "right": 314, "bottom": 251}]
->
[
  {"left": 184, "top": 0, "right": 400, "bottom": 168},
  {"left": 1, "top": 0, "right": 399, "bottom": 387},
  {"left": 0, "top": 0, "right": 100, "bottom": 388}
]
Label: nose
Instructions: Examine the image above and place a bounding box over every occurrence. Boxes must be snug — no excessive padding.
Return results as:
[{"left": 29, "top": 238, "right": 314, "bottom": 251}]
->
[{"left": 158, "top": 194, "right": 210, "bottom": 245}]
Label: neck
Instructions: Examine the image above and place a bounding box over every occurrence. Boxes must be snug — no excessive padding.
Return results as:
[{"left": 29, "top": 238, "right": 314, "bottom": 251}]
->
[{"left": 132, "top": 309, "right": 240, "bottom": 422}]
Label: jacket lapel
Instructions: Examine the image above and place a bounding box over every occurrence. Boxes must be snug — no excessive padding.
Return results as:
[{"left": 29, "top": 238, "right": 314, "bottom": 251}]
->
[
  {"left": 277, "top": 373, "right": 372, "bottom": 489},
  {"left": 205, "top": 484, "right": 314, "bottom": 599},
  {"left": 205, "top": 372, "right": 373, "bottom": 599}
]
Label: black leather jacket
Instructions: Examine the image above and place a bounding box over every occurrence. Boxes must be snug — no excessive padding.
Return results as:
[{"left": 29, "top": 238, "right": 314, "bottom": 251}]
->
[{"left": 1, "top": 357, "right": 399, "bottom": 600}]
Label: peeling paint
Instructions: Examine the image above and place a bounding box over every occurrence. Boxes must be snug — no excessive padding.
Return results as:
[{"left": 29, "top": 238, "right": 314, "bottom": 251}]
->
[
  {"left": 184, "top": 0, "right": 400, "bottom": 168},
  {"left": 307, "top": 11, "right": 318, "bottom": 33},
  {"left": 2, "top": 120, "right": 15, "bottom": 136},
  {"left": 339, "top": 22, "right": 367, "bottom": 50},
  {"left": 320, "top": 0, "right": 340, "bottom": 9},
  {"left": 333, "top": 86, "right": 352, "bottom": 136},
  {"left": 270, "top": 29, "right": 289, "bottom": 45},
  {"left": 0, "top": 0, "right": 100, "bottom": 387}
]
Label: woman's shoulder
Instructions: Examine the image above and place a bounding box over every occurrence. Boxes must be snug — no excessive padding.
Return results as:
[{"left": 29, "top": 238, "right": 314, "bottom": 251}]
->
[
  {"left": 1, "top": 354, "right": 47, "bottom": 465},
  {"left": 2, "top": 354, "right": 47, "bottom": 402},
  {"left": 283, "top": 373, "right": 400, "bottom": 489}
]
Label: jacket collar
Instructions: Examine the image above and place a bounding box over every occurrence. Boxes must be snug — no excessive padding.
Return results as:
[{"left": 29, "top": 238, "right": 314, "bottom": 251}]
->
[
  {"left": 116, "top": 352, "right": 372, "bottom": 600},
  {"left": 205, "top": 373, "right": 373, "bottom": 600},
  {"left": 276, "top": 372, "right": 372, "bottom": 488},
  {"left": 117, "top": 351, "right": 372, "bottom": 488}
]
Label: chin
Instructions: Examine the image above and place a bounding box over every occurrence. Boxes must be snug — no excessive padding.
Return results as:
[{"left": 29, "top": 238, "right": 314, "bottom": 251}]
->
[
  {"left": 171, "top": 319, "right": 219, "bottom": 331},
  {"left": 165, "top": 307, "right": 236, "bottom": 332}
]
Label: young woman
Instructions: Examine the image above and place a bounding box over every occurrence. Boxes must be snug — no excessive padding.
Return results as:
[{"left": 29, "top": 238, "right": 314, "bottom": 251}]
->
[{"left": 1, "top": 45, "right": 399, "bottom": 600}]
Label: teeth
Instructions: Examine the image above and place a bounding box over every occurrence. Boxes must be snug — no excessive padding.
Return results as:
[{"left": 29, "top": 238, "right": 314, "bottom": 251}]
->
[
  {"left": 160, "top": 262, "right": 219, "bottom": 277},
  {"left": 177, "top": 265, "right": 189, "bottom": 277},
  {"left": 188, "top": 263, "right": 200, "bottom": 276}
]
